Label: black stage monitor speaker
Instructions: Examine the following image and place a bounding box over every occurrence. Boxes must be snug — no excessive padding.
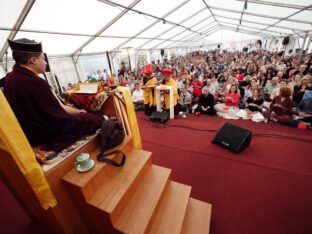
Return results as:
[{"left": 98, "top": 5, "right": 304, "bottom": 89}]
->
[
  {"left": 150, "top": 111, "right": 169, "bottom": 123},
  {"left": 212, "top": 123, "right": 252, "bottom": 153},
  {"left": 160, "top": 49, "right": 165, "bottom": 57},
  {"left": 282, "top": 36, "right": 290, "bottom": 46}
]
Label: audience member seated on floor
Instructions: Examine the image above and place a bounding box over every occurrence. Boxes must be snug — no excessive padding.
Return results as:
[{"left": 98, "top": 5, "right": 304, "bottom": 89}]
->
[
  {"left": 293, "top": 75, "right": 311, "bottom": 105},
  {"left": 263, "top": 76, "right": 280, "bottom": 101},
  {"left": 132, "top": 82, "right": 144, "bottom": 111},
  {"left": 178, "top": 86, "right": 192, "bottom": 115},
  {"left": 295, "top": 90, "right": 312, "bottom": 125},
  {"left": 289, "top": 74, "right": 302, "bottom": 94},
  {"left": 264, "top": 86, "right": 293, "bottom": 123},
  {"left": 243, "top": 82, "right": 259, "bottom": 102},
  {"left": 176, "top": 75, "right": 184, "bottom": 95},
  {"left": 2, "top": 38, "right": 104, "bottom": 152},
  {"left": 191, "top": 74, "right": 202, "bottom": 102},
  {"left": 215, "top": 84, "right": 240, "bottom": 119},
  {"left": 270, "top": 79, "right": 288, "bottom": 100},
  {"left": 184, "top": 78, "right": 193, "bottom": 96},
  {"left": 236, "top": 88, "right": 265, "bottom": 122},
  {"left": 194, "top": 86, "right": 216, "bottom": 115}
]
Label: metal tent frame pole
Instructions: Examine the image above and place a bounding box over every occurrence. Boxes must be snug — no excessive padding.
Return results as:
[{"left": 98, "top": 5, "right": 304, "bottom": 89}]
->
[{"left": 0, "top": 0, "right": 35, "bottom": 62}]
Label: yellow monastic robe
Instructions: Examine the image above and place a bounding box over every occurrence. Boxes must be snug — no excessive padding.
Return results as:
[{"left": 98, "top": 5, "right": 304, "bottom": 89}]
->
[
  {"left": 164, "top": 78, "right": 179, "bottom": 109},
  {"left": 143, "top": 77, "right": 157, "bottom": 106}
]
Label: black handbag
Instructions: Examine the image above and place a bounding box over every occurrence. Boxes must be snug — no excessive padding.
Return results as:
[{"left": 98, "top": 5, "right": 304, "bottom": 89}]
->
[{"left": 97, "top": 119, "right": 126, "bottom": 167}]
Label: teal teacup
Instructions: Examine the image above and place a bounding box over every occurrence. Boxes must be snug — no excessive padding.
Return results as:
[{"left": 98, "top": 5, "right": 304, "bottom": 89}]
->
[{"left": 75, "top": 153, "right": 92, "bottom": 171}]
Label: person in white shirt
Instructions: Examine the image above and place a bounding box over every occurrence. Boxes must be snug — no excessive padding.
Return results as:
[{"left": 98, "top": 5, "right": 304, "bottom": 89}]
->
[{"left": 132, "top": 82, "right": 144, "bottom": 111}]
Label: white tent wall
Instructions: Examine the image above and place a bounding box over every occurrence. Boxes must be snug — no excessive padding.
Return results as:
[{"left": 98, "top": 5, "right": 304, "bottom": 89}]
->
[
  {"left": 0, "top": 64, "right": 5, "bottom": 77},
  {"left": 48, "top": 57, "right": 81, "bottom": 87},
  {"left": 77, "top": 54, "right": 111, "bottom": 80},
  {"left": 150, "top": 50, "right": 162, "bottom": 63}
]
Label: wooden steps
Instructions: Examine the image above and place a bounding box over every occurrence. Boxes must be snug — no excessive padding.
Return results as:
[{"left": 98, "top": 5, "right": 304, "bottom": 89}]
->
[
  {"left": 62, "top": 136, "right": 212, "bottom": 234},
  {"left": 181, "top": 198, "right": 212, "bottom": 234},
  {"left": 114, "top": 165, "right": 171, "bottom": 234},
  {"left": 148, "top": 181, "right": 191, "bottom": 234},
  {"left": 89, "top": 149, "right": 152, "bottom": 220}
]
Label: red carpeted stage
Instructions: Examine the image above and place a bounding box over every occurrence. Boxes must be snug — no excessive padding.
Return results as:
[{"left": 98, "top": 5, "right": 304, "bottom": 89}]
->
[
  {"left": 137, "top": 112, "right": 312, "bottom": 234},
  {"left": 1, "top": 112, "right": 312, "bottom": 234}
]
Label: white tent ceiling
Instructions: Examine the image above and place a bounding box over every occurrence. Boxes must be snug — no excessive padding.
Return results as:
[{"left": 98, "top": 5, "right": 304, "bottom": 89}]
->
[{"left": 0, "top": 0, "right": 311, "bottom": 59}]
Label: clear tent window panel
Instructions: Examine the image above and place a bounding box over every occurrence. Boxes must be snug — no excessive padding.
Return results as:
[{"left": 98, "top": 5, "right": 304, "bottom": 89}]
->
[
  {"left": 169, "top": 30, "right": 198, "bottom": 43},
  {"left": 159, "top": 40, "right": 181, "bottom": 49},
  {"left": 121, "top": 38, "right": 154, "bottom": 49},
  {"left": 80, "top": 37, "right": 128, "bottom": 54},
  {"left": 101, "top": 11, "right": 155, "bottom": 37},
  {"left": 181, "top": 10, "right": 212, "bottom": 28},
  {"left": 139, "top": 22, "right": 174, "bottom": 38},
  {"left": 211, "top": 9, "right": 242, "bottom": 19},
  {"left": 133, "top": 0, "right": 186, "bottom": 16},
  {"left": 208, "top": 0, "right": 245, "bottom": 11},
  {"left": 242, "top": 15, "right": 279, "bottom": 25},
  {"left": 241, "top": 22, "right": 266, "bottom": 30},
  {"left": 267, "top": 27, "right": 294, "bottom": 35},
  {"left": 164, "top": 0, "right": 205, "bottom": 23},
  {"left": 13, "top": 32, "right": 90, "bottom": 55},
  {"left": 288, "top": 10, "right": 312, "bottom": 22},
  {"left": 21, "top": 0, "right": 121, "bottom": 34},
  {"left": 140, "top": 39, "right": 164, "bottom": 49},
  {"left": 159, "top": 27, "right": 187, "bottom": 40},
  {"left": 0, "top": 30, "right": 10, "bottom": 51},
  {"left": 262, "top": 0, "right": 312, "bottom": 6},
  {"left": 215, "top": 17, "right": 240, "bottom": 26},
  {"left": 275, "top": 21, "right": 312, "bottom": 32},
  {"left": 0, "top": 0, "right": 27, "bottom": 27},
  {"left": 245, "top": 3, "right": 298, "bottom": 18},
  {"left": 107, "top": 0, "right": 136, "bottom": 6},
  {"left": 192, "top": 17, "right": 215, "bottom": 30}
]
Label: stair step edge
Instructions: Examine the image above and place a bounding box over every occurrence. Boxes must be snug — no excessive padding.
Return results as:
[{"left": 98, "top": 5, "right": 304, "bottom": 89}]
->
[
  {"left": 113, "top": 165, "right": 172, "bottom": 234},
  {"left": 88, "top": 149, "right": 152, "bottom": 213},
  {"left": 181, "top": 198, "right": 212, "bottom": 234},
  {"left": 148, "top": 181, "right": 192, "bottom": 234}
]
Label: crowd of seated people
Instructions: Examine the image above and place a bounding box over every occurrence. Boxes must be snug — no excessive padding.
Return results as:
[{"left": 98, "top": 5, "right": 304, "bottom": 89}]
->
[{"left": 71, "top": 48, "right": 312, "bottom": 129}]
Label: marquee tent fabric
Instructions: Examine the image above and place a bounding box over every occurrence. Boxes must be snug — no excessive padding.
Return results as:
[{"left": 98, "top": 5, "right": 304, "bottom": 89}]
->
[{"left": 0, "top": 0, "right": 311, "bottom": 59}]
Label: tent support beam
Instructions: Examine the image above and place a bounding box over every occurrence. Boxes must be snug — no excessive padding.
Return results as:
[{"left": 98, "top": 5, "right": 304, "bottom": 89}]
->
[
  {"left": 71, "top": 0, "right": 142, "bottom": 57},
  {"left": 0, "top": 0, "right": 35, "bottom": 62},
  {"left": 136, "top": 7, "right": 207, "bottom": 49},
  {"left": 202, "top": 0, "right": 222, "bottom": 28},
  {"left": 71, "top": 56, "right": 81, "bottom": 82},
  {"left": 0, "top": 27, "right": 197, "bottom": 43},
  {"left": 299, "top": 32, "right": 308, "bottom": 61},
  {"left": 209, "top": 5, "right": 312, "bottom": 25},
  {"left": 110, "top": 0, "right": 190, "bottom": 52},
  {"left": 218, "top": 21, "right": 289, "bottom": 36},
  {"left": 168, "top": 26, "right": 220, "bottom": 49},
  {"left": 235, "top": 0, "right": 312, "bottom": 11},
  {"left": 98, "top": 0, "right": 207, "bottom": 38},
  {"left": 306, "top": 37, "right": 311, "bottom": 53},
  {"left": 214, "top": 14, "right": 306, "bottom": 33},
  {"left": 153, "top": 17, "right": 215, "bottom": 49},
  {"left": 255, "top": 4, "right": 312, "bottom": 35}
]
